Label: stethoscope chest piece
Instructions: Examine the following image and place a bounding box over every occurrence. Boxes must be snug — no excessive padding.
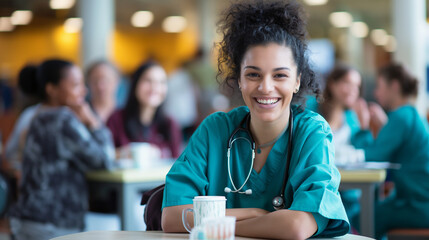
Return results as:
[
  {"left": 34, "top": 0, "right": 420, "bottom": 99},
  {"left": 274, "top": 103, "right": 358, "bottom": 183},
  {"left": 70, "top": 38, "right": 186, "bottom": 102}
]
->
[{"left": 272, "top": 195, "right": 285, "bottom": 210}]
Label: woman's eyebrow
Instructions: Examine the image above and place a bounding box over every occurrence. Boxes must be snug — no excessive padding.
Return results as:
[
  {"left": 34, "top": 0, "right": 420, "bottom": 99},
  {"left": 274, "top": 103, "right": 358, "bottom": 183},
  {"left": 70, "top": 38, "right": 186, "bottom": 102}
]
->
[
  {"left": 243, "top": 65, "right": 260, "bottom": 70},
  {"left": 273, "top": 67, "right": 291, "bottom": 71},
  {"left": 243, "top": 66, "right": 291, "bottom": 71}
]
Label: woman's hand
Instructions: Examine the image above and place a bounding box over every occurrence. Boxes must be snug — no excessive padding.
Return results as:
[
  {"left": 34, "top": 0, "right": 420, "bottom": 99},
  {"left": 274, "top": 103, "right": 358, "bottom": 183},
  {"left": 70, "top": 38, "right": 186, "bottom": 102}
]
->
[
  {"left": 368, "top": 102, "right": 387, "bottom": 137},
  {"left": 70, "top": 102, "right": 101, "bottom": 130},
  {"left": 116, "top": 145, "right": 131, "bottom": 159},
  {"left": 353, "top": 98, "right": 370, "bottom": 130}
]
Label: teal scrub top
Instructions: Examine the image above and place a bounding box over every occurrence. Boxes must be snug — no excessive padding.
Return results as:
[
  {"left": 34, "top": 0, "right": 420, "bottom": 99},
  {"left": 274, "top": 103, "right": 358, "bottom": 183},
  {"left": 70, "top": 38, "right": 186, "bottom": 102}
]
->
[
  {"left": 162, "top": 105, "right": 350, "bottom": 237},
  {"left": 354, "top": 105, "right": 429, "bottom": 234}
]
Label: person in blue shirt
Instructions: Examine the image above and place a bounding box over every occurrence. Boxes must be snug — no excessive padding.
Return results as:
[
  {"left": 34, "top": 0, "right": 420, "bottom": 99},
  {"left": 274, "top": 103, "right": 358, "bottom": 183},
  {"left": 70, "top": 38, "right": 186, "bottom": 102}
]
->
[
  {"left": 161, "top": 0, "right": 350, "bottom": 239},
  {"left": 354, "top": 62, "right": 429, "bottom": 239}
]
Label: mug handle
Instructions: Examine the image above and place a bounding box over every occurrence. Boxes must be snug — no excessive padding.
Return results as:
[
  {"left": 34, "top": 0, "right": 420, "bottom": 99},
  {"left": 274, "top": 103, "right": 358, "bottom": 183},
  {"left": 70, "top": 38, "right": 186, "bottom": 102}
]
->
[{"left": 182, "top": 208, "right": 194, "bottom": 233}]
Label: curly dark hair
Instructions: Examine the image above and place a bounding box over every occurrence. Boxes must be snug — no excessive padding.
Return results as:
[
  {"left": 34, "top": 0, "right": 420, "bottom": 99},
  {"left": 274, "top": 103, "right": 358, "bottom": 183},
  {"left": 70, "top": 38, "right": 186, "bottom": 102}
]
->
[
  {"left": 378, "top": 62, "right": 418, "bottom": 98},
  {"left": 217, "top": 0, "right": 319, "bottom": 106}
]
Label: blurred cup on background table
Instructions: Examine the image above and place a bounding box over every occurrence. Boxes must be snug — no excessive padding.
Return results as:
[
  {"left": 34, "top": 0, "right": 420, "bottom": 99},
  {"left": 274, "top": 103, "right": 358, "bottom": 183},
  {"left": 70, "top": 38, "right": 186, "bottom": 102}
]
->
[{"left": 130, "top": 142, "right": 161, "bottom": 169}]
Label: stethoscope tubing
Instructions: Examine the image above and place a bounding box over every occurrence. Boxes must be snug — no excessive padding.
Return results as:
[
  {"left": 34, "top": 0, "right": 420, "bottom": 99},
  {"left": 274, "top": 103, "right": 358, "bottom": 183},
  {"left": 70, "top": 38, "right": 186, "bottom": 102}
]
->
[{"left": 225, "top": 108, "right": 294, "bottom": 210}]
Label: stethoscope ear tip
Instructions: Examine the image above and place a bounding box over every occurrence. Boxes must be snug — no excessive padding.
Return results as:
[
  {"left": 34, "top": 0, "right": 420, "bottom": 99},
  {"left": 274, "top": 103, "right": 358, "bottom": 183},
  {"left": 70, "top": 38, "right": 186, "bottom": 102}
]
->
[{"left": 224, "top": 187, "right": 232, "bottom": 193}]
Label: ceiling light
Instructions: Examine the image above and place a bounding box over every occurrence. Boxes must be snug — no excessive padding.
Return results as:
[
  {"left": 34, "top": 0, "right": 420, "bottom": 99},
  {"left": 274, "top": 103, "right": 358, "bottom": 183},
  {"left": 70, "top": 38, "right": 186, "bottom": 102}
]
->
[
  {"left": 351, "top": 21, "right": 368, "bottom": 38},
  {"left": 50, "top": 0, "right": 75, "bottom": 10},
  {"left": 383, "top": 35, "right": 397, "bottom": 52},
  {"left": 303, "top": 0, "right": 328, "bottom": 6},
  {"left": 131, "top": 11, "right": 154, "bottom": 28},
  {"left": 64, "top": 18, "right": 82, "bottom": 33},
  {"left": 370, "top": 29, "right": 389, "bottom": 46},
  {"left": 0, "top": 17, "right": 15, "bottom": 32},
  {"left": 11, "top": 10, "right": 33, "bottom": 25},
  {"left": 329, "top": 12, "right": 353, "bottom": 28},
  {"left": 162, "top": 16, "right": 187, "bottom": 33}
]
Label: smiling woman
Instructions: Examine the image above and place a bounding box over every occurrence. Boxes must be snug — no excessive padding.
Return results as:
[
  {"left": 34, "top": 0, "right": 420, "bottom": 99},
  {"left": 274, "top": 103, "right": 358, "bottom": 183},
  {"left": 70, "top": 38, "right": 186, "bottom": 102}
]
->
[{"left": 161, "top": 1, "right": 350, "bottom": 239}]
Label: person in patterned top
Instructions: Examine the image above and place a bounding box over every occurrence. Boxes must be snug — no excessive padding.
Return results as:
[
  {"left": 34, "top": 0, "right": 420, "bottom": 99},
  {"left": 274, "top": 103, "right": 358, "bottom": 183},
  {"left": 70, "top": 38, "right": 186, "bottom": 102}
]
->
[{"left": 8, "top": 59, "right": 114, "bottom": 240}]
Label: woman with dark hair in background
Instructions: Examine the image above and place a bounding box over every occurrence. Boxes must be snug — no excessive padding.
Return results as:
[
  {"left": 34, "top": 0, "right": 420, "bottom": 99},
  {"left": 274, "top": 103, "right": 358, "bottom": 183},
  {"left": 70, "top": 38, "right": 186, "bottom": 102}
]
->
[
  {"left": 161, "top": 0, "right": 349, "bottom": 239},
  {"left": 86, "top": 60, "right": 120, "bottom": 123},
  {"left": 106, "top": 60, "right": 182, "bottom": 159},
  {"left": 354, "top": 62, "right": 429, "bottom": 239},
  {"left": 8, "top": 59, "right": 114, "bottom": 240}
]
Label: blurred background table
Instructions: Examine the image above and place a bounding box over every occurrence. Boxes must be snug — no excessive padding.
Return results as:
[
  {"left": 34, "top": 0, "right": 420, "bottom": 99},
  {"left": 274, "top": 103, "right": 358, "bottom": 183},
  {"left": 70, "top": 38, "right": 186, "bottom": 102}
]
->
[
  {"left": 339, "top": 168, "right": 387, "bottom": 238},
  {"left": 86, "top": 162, "right": 172, "bottom": 231}
]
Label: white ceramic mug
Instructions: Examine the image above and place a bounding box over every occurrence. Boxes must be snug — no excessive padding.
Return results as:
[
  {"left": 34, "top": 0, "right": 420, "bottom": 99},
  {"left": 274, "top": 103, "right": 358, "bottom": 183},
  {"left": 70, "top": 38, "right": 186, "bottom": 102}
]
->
[
  {"left": 130, "top": 142, "right": 161, "bottom": 169},
  {"left": 182, "top": 196, "right": 226, "bottom": 233}
]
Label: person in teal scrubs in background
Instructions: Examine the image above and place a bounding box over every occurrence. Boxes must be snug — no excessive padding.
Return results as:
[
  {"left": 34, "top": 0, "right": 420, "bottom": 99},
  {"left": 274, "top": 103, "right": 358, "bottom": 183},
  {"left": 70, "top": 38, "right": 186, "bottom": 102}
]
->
[
  {"left": 319, "top": 63, "right": 366, "bottom": 232},
  {"left": 161, "top": 0, "right": 350, "bottom": 239},
  {"left": 354, "top": 62, "right": 429, "bottom": 239}
]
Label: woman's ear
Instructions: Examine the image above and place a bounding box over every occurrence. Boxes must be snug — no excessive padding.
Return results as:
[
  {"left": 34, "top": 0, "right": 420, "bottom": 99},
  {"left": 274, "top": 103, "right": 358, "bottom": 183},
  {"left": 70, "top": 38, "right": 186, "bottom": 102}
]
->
[
  {"left": 294, "top": 74, "right": 301, "bottom": 93},
  {"left": 390, "top": 79, "right": 401, "bottom": 95},
  {"left": 45, "top": 83, "right": 57, "bottom": 102}
]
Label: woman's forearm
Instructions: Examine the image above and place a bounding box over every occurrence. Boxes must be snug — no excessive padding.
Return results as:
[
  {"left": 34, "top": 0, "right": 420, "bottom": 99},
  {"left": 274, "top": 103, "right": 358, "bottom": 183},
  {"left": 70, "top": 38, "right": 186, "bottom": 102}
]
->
[
  {"left": 162, "top": 204, "right": 193, "bottom": 232},
  {"left": 162, "top": 206, "right": 269, "bottom": 232},
  {"left": 235, "top": 209, "right": 317, "bottom": 240},
  {"left": 226, "top": 208, "right": 269, "bottom": 221}
]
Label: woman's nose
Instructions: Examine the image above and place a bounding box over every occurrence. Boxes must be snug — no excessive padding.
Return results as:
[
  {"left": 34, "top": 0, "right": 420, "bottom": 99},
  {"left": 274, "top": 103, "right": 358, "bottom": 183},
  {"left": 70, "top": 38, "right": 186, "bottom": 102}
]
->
[{"left": 258, "top": 77, "right": 275, "bottom": 93}]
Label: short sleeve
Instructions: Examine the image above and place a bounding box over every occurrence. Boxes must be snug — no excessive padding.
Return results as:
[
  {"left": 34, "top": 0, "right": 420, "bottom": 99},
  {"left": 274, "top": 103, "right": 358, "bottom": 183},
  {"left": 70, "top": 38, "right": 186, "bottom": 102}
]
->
[
  {"left": 162, "top": 118, "right": 211, "bottom": 208},
  {"left": 287, "top": 114, "right": 350, "bottom": 237}
]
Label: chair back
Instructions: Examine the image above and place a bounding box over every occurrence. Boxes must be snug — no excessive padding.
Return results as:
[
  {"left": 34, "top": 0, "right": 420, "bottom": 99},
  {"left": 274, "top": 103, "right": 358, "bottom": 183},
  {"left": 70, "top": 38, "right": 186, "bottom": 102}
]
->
[{"left": 141, "top": 184, "right": 165, "bottom": 230}]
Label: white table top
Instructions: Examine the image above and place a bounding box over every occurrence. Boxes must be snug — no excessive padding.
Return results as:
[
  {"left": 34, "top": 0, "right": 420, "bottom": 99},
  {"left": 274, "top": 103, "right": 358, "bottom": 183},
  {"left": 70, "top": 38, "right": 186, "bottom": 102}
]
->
[
  {"left": 87, "top": 164, "right": 386, "bottom": 184},
  {"left": 51, "top": 231, "right": 374, "bottom": 240}
]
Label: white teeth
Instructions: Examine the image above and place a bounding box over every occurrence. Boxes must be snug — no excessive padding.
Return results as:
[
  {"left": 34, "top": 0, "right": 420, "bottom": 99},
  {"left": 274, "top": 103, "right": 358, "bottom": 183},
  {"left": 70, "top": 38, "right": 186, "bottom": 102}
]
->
[{"left": 256, "top": 98, "right": 279, "bottom": 105}]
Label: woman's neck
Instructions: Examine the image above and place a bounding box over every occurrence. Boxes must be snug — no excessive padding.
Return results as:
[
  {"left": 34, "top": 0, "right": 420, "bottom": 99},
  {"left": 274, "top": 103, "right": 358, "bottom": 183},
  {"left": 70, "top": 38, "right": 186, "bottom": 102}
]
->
[
  {"left": 91, "top": 98, "right": 116, "bottom": 122},
  {"left": 249, "top": 111, "right": 290, "bottom": 147},
  {"left": 139, "top": 106, "right": 156, "bottom": 125},
  {"left": 389, "top": 96, "right": 411, "bottom": 111},
  {"left": 43, "top": 99, "right": 60, "bottom": 107}
]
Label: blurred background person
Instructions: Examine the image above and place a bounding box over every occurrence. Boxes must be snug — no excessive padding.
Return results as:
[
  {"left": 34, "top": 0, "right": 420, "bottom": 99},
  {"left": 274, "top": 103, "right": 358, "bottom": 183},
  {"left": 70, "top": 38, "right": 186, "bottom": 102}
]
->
[
  {"left": 86, "top": 60, "right": 121, "bottom": 123},
  {"left": 319, "top": 63, "right": 366, "bottom": 165},
  {"left": 8, "top": 59, "right": 114, "bottom": 240},
  {"left": 318, "top": 63, "right": 367, "bottom": 233},
  {"left": 106, "top": 60, "right": 183, "bottom": 159},
  {"left": 4, "top": 65, "right": 41, "bottom": 172},
  {"left": 354, "top": 62, "right": 429, "bottom": 239}
]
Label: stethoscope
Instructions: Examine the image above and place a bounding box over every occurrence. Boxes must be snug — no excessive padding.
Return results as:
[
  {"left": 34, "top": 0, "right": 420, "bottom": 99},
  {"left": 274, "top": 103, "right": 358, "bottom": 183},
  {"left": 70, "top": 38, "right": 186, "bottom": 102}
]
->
[{"left": 224, "top": 109, "right": 294, "bottom": 211}]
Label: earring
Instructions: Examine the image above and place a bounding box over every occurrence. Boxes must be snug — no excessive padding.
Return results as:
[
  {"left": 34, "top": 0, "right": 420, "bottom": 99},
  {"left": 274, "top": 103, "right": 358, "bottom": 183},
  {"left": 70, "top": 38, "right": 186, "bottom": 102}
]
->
[{"left": 294, "top": 88, "right": 299, "bottom": 93}]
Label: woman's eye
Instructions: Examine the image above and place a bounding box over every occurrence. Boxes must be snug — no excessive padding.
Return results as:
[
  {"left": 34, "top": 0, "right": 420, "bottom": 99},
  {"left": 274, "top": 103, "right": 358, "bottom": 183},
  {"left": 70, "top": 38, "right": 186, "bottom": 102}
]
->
[
  {"left": 246, "top": 73, "right": 260, "bottom": 78},
  {"left": 274, "top": 73, "right": 288, "bottom": 78}
]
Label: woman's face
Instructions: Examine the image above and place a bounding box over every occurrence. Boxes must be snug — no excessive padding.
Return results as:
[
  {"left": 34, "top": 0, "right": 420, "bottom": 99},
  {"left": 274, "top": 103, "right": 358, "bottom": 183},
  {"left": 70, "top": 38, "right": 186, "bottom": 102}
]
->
[
  {"left": 374, "top": 76, "right": 393, "bottom": 109},
  {"left": 88, "top": 64, "right": 119, "bottom": 101},
  {"left": 239, "top": 43, "right": 300, "bottom": 123},
  {"left": 55, "top": 65, "right": 86, "bottom": 107},
  {"left": 135, "top": 65, "right": 168, "bottom": 109},
  {"left": 329, "top": 70, "right": 361, "bottom": 108}
]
